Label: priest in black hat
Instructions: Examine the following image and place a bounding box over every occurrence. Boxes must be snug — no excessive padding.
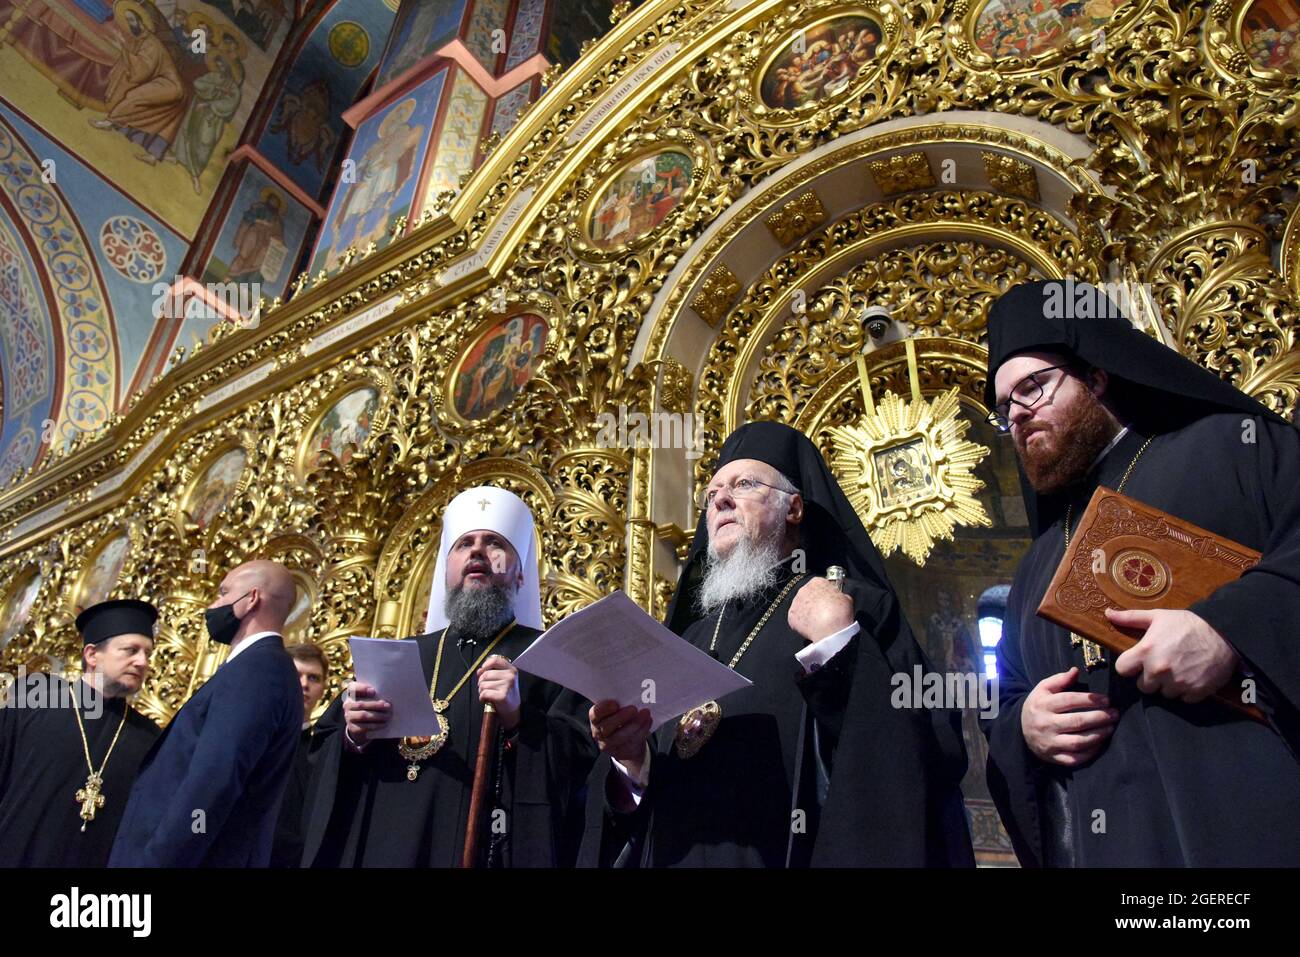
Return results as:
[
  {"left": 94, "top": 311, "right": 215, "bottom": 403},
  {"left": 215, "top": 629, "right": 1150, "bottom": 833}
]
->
[
  {"left": 0, "top": 599, "right": 160, "bottom": 867},
  {"left": 982, "top": 279, "right": 1300, "bottom": 867},
  {"left": 579, "top": 421, "right": 973, "bottom": 866}
]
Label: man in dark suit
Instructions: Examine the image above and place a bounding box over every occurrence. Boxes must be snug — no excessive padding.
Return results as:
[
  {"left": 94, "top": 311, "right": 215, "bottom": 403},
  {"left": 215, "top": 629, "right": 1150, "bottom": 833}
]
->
[{"left": 108, "top": 561, "right": 301, "bottom": 867}]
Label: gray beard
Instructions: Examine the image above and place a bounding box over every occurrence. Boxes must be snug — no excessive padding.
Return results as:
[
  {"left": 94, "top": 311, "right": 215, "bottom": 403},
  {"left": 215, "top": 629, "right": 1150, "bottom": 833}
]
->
[
  {"left": 697, "top": 531, "right": 785, "bottom": 618},
  {"left": 444, "top": 582, "right": 516, "bottom": 639}
]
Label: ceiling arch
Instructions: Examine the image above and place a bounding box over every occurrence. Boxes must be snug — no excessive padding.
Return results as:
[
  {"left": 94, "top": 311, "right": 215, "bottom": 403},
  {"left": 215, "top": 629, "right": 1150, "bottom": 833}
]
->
[
  {"left": 0, "top": 205, "right": 53, "bottom": 483},
  {"left": 636, "top": 110, "right": 1103, "bottom": 375},
  {"left": 0, "top": 112, "right": 119, "bottom": 462}
]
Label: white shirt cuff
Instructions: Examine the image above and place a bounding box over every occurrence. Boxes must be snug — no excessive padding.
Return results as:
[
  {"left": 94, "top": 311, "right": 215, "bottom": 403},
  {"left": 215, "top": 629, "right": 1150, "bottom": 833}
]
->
[
  {"left": 343, "top": 727, "right": 368, "bottom": 753},
  {"left": 795, "top": 621, "right": 860, "bottom": 674},
  {"left": 611, "top": 744, "right": 651, "bottom": 807}
]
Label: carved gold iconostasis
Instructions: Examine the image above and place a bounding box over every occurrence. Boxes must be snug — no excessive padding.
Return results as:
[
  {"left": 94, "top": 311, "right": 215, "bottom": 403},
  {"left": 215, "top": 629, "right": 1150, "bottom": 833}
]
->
[{"left": 0, "top": 0, "right": 1297, "bottom": 866}]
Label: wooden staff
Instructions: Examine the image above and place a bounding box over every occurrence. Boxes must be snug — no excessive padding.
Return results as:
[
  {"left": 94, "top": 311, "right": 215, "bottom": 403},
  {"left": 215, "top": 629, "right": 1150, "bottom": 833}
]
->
[{"left": 461, "top": 702, "right": 498, "bottom": 868}]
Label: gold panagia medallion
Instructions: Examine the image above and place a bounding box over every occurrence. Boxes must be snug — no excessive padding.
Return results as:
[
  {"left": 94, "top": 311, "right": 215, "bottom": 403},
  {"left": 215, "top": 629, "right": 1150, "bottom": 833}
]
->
[
  {"left": 674, "top": 700, "right": 721, "bottom": 759},
  {"left": 398, "top": 708, "right": 450, "bottom": 781}
]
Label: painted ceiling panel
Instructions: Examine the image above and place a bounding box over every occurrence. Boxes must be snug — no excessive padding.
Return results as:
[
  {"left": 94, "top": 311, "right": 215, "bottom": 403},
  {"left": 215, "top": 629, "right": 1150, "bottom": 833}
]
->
[
  {"left": 254, "top": 0, "right": 395, "bottom": 202},
  {"left": 0, "top": 104, "right": 187, "bottom": 412},
  {"left": 0, "top": 0, "right": 292, "bottom": 239},
  {"left": 0, "top": 206, "right": 54, "bottom": 483}
]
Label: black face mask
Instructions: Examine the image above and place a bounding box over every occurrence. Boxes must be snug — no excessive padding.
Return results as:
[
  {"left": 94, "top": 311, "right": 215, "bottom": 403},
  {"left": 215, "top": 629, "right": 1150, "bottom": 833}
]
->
[{"left": 204, "top": 592, "right": 250, "bottom": 645}]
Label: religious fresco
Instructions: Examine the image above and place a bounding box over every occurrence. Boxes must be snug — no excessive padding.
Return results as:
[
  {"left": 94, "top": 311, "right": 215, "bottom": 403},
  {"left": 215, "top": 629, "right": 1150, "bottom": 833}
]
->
[
  {"left": 76, "top": 532, "right": 131, "bottom": 612},
  {"left": 464, "top": 0, "right": 513, "bottom": 73},
  {"left": 100, "top": 216, "right": 168, "bottom": 284},
  {"left": 200, "top": 164, "right": 313, "bottom": 304},
  {"left": 0, "top": 207, "right": 55, "bottom": 485},
  {"left": 204, "top": 0, "right": 288, "bottom": 50},
  {"left": 267, "top": 77, "right": 338, "bottom": 183},
  {"left": 0, "top": 0, "right": 290, "bottom": 238},
  {"left": 759, "top": 15, "right": 882, "bottom": 109},
  {"left": 326, "top": 18, "right": 371, "bottom": 68},
  {"left": 0, "top": 105, "right": 189, "bottom": 442},
  {"left": 0, "top": 568, "right": 41, "bottom": 650},
  {"left": 375, "top": 0, "right": 469, "bottom": 89},
  {"left": 586, "top": 150, "right": 693, "bottom": 250},
  {"left": 185, "top": 446, "right": 247, "bottom": 529},
  {"left": 309, "top": 71, "right": 445, "bottom": 274},
  {"left": 452, "top": 313, "right": 548, "bottom": 420},
  {"left": 256, "top": 0, "right": 393, "bottom": 202},
  {"left": 306, "top": 386, "right": 379, "bottom": 468},
  {"left": 1243, "top": 0, "right": 1300, "bottom": 73},
  {"left": 505, "top": 0, "right": 547, "bottom": 72},
  {"left": 490, "top": 78, "right": 538, "bottom": 140},
  {"left": 544, "top": 0, "right": 616, "bottom": 69},
  {"left": 419, "top": 68, "right": 489, "bottom": 211},
  {"left": 972, "top": 0, "right": 1122, "bottom": 58}
]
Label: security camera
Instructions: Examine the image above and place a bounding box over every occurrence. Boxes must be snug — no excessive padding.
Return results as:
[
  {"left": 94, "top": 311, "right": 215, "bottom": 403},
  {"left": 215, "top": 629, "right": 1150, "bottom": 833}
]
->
[
  {"left": 861, "top": 306, "right": 900, "bottom": 353},
  {"left": 863, "top": 306, "right": 892, "bottom": 340}
]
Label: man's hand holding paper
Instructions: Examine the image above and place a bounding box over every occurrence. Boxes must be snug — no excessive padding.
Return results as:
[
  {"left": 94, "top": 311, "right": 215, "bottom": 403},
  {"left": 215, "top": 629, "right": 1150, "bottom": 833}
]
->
[{"left": 512, "top": 591, "right": 752, "bottom": 734}]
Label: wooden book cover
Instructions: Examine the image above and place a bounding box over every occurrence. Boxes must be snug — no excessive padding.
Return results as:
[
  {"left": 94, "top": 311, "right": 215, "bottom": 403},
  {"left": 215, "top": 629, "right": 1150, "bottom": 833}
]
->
[{"left": 1036, "top": 487, "right": 1265, "bottom": 723}]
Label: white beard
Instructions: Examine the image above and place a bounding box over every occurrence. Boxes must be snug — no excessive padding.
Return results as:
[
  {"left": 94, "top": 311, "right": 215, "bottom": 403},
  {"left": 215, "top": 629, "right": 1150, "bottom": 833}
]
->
[{"left": 697, "top": 530, "right": 785, "bottom": 618}]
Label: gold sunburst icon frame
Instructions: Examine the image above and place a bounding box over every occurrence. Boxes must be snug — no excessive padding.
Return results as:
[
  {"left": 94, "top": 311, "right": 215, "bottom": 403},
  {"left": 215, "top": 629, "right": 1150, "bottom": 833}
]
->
[{"left": 829, "top": 346, "right": 991, "bottom": 565}]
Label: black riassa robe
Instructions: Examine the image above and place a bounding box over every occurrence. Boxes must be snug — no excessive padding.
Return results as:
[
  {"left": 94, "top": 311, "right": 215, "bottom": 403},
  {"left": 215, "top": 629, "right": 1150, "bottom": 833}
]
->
[
  {"left": 985, "top": 415, "right": 1300, "bottom": 866},
  {"left": 0, "top": 674, "right": 159, "bottom": 867},
  {"left": 580, "top": 562, "right": 973, "bottom": 867},
  {"left": 300, "top": 625, "right": 597, "bottom": 867}
]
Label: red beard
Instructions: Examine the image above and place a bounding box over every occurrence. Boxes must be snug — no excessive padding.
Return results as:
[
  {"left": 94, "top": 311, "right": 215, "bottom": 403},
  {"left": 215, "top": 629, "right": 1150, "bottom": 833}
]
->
[{"left": 1015, "top": 387, "right": 1119, "bottom": 494}]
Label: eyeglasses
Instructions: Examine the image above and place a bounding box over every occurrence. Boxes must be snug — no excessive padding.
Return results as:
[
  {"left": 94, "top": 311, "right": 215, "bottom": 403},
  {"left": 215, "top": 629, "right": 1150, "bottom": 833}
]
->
[
  {"left": 696, "top": 476, "right": 794, "bottom": 511},
  {"left": 986, "top": 363, "right": 1073, "bottom": 433}
]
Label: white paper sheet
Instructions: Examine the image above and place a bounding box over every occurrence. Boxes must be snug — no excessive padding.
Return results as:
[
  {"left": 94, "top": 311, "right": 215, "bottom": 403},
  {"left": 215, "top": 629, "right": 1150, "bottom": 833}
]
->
[
  {"left": 347, "top": 637, "right": 440, "bottom": 739},
  {"left": 513, "top": 591, "right": 752, "bottom": 731}
]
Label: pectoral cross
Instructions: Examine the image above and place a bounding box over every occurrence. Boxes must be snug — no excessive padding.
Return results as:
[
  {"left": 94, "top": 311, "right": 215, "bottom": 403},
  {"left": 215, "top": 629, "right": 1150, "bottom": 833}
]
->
[{"left": 76, "top": 773, "right": 106, "bottom": 832}]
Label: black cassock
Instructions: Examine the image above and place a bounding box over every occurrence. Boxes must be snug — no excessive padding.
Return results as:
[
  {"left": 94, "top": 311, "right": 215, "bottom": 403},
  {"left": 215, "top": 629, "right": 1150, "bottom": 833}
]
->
[
  {"left": 580, "top": 562, "right": 973, "bottom": 867},
  {"left": 300, "top": 624, "right": 596, "bottom": 867},
  {"left": 986, "top": 415, "right": 1300, "bottom": 866},
  {"left": 0, "top": 675, "right": 158, "bottom": 867}
]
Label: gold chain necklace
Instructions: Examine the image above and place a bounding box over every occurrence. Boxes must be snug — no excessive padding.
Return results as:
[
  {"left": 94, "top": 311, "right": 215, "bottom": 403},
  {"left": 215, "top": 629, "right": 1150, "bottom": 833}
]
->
[
  {"left": 1062, "top": 435, "right": 1153, "bottom": 669},
  {"left": 674, "top": 574, "right": 805, "bottom": 759},
  {"left": 72, "top": 683, "right": 129, "bottom": 833},
  {"left": 398, "top": 620, "right": 514, "bottom": 781}
]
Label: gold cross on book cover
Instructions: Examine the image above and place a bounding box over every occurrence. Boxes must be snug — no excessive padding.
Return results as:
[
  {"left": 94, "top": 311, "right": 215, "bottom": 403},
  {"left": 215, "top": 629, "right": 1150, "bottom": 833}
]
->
[{"left": 1035, "top": 487, "right": 1267, "bottom": 725}]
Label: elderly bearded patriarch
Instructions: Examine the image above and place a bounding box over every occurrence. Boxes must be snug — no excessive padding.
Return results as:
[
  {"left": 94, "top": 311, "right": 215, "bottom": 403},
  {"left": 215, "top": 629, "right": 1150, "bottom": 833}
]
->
[{"left": 582, "top": 421, "right": 973, "bottom": 867}]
